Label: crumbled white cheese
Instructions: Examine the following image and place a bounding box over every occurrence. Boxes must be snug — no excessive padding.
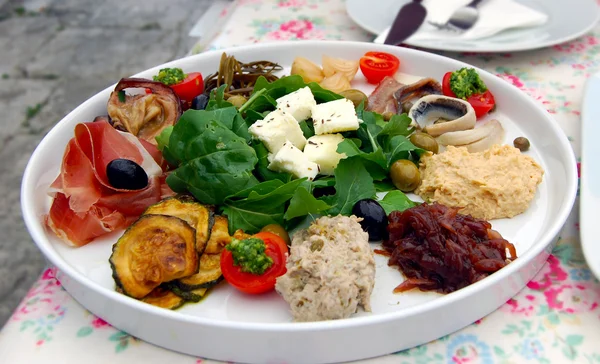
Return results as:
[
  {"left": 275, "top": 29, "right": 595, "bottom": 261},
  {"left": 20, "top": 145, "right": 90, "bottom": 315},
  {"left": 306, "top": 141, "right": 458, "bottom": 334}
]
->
[
  {"left": 303, "top": 134, "right": 347, "bottom": 175},
  {"left": 248, "top": 110, "right": 306, "bottom": 154},
  {"left": 276, "top": 86, "right": 317, "bottom": 122},
  {"left": 268, "top": 141, "right": 319, "bottom": 180},
  {"left": 311, "top": 98, "right": 360, "bottom": 135}
]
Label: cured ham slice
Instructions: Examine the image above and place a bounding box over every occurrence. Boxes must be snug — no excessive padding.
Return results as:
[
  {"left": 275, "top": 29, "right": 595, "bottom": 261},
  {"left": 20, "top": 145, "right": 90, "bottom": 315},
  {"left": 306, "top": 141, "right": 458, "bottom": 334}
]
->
[{"left": 46, "top": 120, "right": 172, "bottom": 247}]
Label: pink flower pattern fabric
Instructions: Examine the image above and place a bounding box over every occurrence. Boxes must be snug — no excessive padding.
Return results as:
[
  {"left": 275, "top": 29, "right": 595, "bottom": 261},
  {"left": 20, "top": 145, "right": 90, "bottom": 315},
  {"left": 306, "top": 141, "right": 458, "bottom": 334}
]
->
[{"left": 3, "top": 0, "right": 600, "bottom": 363}]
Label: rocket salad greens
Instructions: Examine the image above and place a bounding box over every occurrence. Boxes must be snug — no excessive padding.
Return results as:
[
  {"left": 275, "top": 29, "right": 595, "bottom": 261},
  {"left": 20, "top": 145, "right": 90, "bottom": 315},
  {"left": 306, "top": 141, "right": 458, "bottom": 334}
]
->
[{"left": 156, "top": 75, "right": 422, "bottom": 235}]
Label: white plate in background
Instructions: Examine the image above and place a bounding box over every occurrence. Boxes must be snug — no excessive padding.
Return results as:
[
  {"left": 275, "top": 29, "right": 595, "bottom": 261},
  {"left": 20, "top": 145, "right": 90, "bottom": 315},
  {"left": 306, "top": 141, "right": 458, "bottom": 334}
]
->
[
  {"left": 21, "top": 41, "right": 577, "bottom": 364},
  {"left": 347, "top": 0, "right": 600, "bottom": 52}
]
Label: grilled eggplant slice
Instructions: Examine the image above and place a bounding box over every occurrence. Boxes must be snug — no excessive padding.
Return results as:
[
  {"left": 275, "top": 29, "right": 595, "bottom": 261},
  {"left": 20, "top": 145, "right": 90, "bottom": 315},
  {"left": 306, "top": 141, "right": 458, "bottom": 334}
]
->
[
  {"left": 143, "top": 196, "right": 214, "bottom": 255},
  {"left": 171, "top": 285, "right": 209, "bottom": 302},
  {"left": 110, "top": 214, "right": 198, "bottom": 299},
  {"left": 141, "top": 286, "right": 186, "bottom": 309},
  {"left": 175, "top": 253, "right": 223, "bottom": 291}
]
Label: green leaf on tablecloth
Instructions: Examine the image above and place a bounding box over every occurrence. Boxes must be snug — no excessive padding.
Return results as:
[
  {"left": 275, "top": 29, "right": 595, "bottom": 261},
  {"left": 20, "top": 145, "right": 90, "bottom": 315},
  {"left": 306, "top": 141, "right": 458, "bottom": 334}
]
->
[
  {"left": 522, "top": 320, "right": 532, "bottom": 330},
  {"left": 539, "top": 358, "right": 551, "bottom": 364},
  {"left": 562, "top": 346, "right": 577, "bottom": 360},
  {"left": 547, "top": 312, "right": 560, "bottom": 325},
  {"left": 493, "top": 346, "right": 505, "bottom": 356},
  {"left": 76, "top": 326, "right": 92, "bottom": 337},
  {"left": 109, "top": 331, "right": 129, "bottom": 341},
  {"left": 433, "top": 353, "right": 444, "bottom": 360},
  {"left": 115, "top": 340, "right": 129, "bottom": 353},
  {"left": 566, "top": 334, "right": 583, "bottom": 346}
]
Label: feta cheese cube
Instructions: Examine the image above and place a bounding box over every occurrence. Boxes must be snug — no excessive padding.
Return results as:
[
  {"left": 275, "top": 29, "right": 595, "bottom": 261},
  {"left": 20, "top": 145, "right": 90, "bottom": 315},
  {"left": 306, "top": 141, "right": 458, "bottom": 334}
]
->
[
  {"left": 268, "top": 141, "right": 319, "bottom": 181},
  {"left": 276, "top": 86, "right": 317, "bottom": 122},
  {"left": 303, "top": 134, "right": 347, "bottom": 175},
  {"left": 311, "top": 98, "right": 360, "bottom": 135},
  {"left": 248, "top": 110, "right": 306, "bottom": 154}
]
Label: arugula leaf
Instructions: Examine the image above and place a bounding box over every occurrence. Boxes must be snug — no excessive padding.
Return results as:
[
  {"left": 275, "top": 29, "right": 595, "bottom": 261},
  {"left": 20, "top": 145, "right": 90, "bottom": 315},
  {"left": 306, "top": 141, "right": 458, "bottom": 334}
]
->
[
  {"left": 325, "top": 159, "right": 376, "bottom": 216},
  {"left": 374, "top": 179, "right": 396, "bottom": 192},
  {"left": 165, "top": 116, "right": 259, "bottom": 205},
  {"left": 222, "top": 179, "right": 306, "bottom": 234},
  {"left": 337, "top": 135, "right": 387, "bottom": 181},
  {"left": 155, "top": 125, "right": 179, "bottom": 166},
  {"left": 384, "top": 135, "right": 423, "bottom": 167},
  {"left": 252, "top": 75, "right": 342, "bottom": 104},
  {"left": 299, "top": 120, "right": 315, "bottom": 139},
  {"left": 377, "top": 113, "right": 414, "bottom": 144},
  {"left": 378, "top": 190, "right": 417, "bottom": 215},
  {"left": 206, "top": 84, "right": 233, "bottom": 110},
  {"left": 284, "top": 186, "right": 332, "bottom": 220},
  {"left": 245, "top": 110, "right": 269, "bottom": 126},
  {"left": 251, "top": 140, "right": 292, "bottom": 183}
]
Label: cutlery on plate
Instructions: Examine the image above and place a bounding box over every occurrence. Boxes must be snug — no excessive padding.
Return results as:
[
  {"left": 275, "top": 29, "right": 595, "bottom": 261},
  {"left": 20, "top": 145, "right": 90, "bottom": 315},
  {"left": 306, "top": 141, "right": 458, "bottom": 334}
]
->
[
  {"left": 429, "top": 0, "right": 483, "bottom": 32},
  {"left": 382, "top": 0, "right": 428, "bottom": 45}
]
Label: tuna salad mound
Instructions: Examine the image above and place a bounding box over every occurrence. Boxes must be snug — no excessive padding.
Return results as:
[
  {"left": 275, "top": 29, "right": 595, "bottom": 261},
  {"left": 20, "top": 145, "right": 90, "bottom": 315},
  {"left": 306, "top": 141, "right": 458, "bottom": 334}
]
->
[
  {"left": 275, "top": 215, "right": 376, "bottom": 322},
  {"left": 415, "top": 144, "right": 544, "bottom": 220}
]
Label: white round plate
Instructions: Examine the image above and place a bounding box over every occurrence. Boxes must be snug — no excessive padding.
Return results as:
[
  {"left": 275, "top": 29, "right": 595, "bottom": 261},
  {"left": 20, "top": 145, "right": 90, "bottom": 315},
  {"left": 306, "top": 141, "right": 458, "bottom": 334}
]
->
[
  {"left": 22, "top": 41, "right": 577, "bottom": 364},
  {"left": 580, "top": 72, "right": 600, "bottom": 279},
  {"left": 347, "top": 0, "right": 600, "bottom": 53}
]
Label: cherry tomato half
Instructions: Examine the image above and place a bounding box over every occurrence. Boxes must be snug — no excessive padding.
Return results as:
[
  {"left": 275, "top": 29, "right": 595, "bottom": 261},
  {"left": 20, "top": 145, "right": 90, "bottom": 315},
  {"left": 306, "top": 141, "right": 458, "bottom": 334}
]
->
[
  {"left": 359, "top": 51, "right": 400, "bottom": 84},
  {"left": 442, "top": 71, "right": 496, "bottom": 119},
  {"left": 220, "top": 232, "right": 289, "bottom": 294},
  {"left": 467, "top": 90, "right": 496, "bottom": 118},
  {"left": 170, "top": 72, "right": 204, "bottom": 103}
]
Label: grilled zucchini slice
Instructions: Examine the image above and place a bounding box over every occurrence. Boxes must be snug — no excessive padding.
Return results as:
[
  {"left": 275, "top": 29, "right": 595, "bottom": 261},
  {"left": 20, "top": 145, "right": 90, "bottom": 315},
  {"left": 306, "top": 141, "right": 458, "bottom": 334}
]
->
[
  {"left": 175, "top": 253, "right": 223, "bottom": 291},
  {"left": 204, "top": 215, "right": 231, "bottom": 254},
  {"left": 171, "top": 285, "right": 209, "bottom": 302},
  {"left": 109, "top": 214, "right": 198, "bottom": 299},
  {"left": 141, "top": 286, "right": 186, "bottom": 309},
  {"left": 143, "top": 196, "right": 214, "bottom": 255}
]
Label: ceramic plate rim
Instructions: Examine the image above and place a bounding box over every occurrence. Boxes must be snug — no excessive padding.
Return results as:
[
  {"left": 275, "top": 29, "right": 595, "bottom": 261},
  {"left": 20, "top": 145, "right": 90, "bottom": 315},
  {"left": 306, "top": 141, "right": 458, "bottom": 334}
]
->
[
  {"left": 21, "top": 40, "right": 578, "bottom": 332},
  {"left": 346, "top": 0, "right": 600, "bottom": 53},
  {"left": 580, "top": 72, "right": 600, "bottom": 279}
]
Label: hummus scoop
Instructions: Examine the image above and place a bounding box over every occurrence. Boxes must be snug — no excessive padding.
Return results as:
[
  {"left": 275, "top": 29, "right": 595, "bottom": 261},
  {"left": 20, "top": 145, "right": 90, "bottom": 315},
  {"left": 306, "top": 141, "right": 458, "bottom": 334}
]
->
[{"left": 408, "top": 95, "right": 476, "bottom": 137}]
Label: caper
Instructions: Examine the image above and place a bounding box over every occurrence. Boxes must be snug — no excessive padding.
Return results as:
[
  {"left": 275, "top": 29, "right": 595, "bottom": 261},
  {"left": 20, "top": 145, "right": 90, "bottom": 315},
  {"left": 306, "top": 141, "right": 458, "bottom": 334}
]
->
[
  {"left": 260, "top": 224, "right": 291, "bottom": 245},
  {"left": 402, "top": 101, "right": 414, "bottom": 114},
  {"left": 410, "top": 132, "right": 439, "bottom": 154},
  {"left": 227, "top": 95, "right": 248, "bottom": 108},
  {"left": 389, "top": 159, "right": 421, "bottom": 192},
  {"left": 513, "top": 137, "right": 530, "bottom": 152},
  {"left": 339, "top": 89, "right": 368, "bottom": 109}
]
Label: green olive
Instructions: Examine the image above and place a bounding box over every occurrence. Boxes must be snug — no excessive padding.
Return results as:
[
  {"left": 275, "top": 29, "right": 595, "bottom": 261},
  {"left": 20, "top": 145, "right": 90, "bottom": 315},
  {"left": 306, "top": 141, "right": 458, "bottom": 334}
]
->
[
  {"left": 382, "top": 111, "right": 394, "bottom": 121},
  {"left": 390, "top": 159, "right": 421, "bottom": 192},
  {"left": 227, "top": 95, "right": 248, "bottom": 108},
  {"left": 339, "top": 89, "right": 368, "bottom": 109},
  {"left": 260, "top": 224, "right": 291, "bottom": 245},
  {"left": 409, "top": 132, "right": 439, "bottom": 154}
]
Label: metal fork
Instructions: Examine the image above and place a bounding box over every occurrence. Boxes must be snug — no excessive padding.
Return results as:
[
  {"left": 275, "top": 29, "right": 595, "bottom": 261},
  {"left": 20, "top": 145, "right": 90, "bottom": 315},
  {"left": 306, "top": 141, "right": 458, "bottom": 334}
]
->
[{"left": 428, "top": 0, "right": 483, "bottom": 33}]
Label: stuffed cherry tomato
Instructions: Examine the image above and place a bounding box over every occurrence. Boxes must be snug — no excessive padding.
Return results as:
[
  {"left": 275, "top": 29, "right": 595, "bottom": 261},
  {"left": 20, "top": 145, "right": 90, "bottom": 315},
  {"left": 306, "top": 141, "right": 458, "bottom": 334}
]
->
[
  {"left": 442, "top": 68, "right": 496, "bottom": 119},
  {"left": 359, "top": 51, "right": 400, "bottom": 84},
  {"left": 221, "top": 231, "right": 288, "bottom": 294},
  {"left": 153, "top": 67, "right": 204, "bottom": 103}
]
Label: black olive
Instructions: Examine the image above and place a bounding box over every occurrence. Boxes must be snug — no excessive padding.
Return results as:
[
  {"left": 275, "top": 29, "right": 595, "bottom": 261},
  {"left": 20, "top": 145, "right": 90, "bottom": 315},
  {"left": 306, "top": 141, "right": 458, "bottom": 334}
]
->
[
  {"left": 106, "top": 159, "right": 148, "bottom": 190},
  {"left": 352, "top": 199, "right": 388, "bottom": 242},
  {"left": 191, "top": 94, "right": 209, "bottom": 110}
]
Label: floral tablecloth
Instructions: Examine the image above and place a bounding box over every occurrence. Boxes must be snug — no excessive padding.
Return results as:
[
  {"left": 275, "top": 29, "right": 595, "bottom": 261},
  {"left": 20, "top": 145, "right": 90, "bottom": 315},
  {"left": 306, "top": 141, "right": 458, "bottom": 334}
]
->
[{"left": 2, "top": 0, "right": 600, "bottom": 363}]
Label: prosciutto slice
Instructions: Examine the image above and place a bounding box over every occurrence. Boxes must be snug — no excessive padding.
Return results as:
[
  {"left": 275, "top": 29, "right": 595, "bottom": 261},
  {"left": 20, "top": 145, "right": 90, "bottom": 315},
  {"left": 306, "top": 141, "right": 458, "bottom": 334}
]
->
[{"left": 46, "top": 120, "right": 172, "bottom": 247}]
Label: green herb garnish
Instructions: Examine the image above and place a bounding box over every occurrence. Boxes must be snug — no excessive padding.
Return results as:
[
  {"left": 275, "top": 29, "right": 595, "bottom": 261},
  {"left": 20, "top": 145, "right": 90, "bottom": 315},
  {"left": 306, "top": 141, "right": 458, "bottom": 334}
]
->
[
  {"left": 153, "top": 67, "right": 186, "bottom": 86},
  {"left": 449, "top": 67, "right": 488, "bottom": 99},
  {"left": 227, "top": 237, "right": 273, "bottom": 275}
]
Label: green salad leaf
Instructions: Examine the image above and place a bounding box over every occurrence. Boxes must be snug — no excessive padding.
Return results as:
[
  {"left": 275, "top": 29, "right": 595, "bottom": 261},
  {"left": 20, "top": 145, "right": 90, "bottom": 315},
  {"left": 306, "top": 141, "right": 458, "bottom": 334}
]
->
[
  {"left": 251, "top": 140, "right": 292, "bottom": 183},
  {"left": 221, "top": 179, "right": 306, "bottom": 234},
  {"left": 324, "top": 158, "right": 376, "bottom": 216},
  {"left": 284, "top": 185, "right": 332, "bottom": 220},
  {"left": 377, "top": 190, "right": 417, "bottom": 215},
  {"left": 162, "top": 110, "right": 259, "bottom": 205},
  {"left": 206, "top": 84, "right": 234, "bottom": 111},
  {"left": 251, "top": 75, "right": 343, "bottom": 108}
]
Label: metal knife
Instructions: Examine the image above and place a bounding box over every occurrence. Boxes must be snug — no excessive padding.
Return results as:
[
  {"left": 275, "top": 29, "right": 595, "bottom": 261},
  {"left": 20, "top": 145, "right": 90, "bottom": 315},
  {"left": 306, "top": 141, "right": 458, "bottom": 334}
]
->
[{"left": 383, "top": 0, "right": 428, "bottom": 45}]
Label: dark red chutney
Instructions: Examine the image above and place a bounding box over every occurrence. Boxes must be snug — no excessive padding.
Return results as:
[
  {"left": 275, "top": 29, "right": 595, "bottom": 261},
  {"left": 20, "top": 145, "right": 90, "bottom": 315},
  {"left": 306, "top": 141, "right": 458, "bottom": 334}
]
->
[{"left": 382, "top": 203, "right": 517, "bottom": 294}]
